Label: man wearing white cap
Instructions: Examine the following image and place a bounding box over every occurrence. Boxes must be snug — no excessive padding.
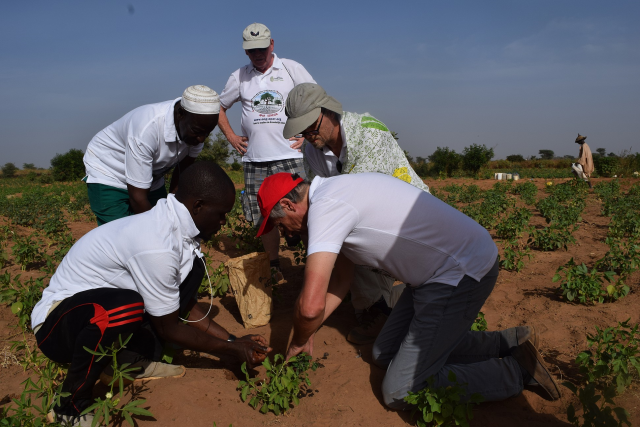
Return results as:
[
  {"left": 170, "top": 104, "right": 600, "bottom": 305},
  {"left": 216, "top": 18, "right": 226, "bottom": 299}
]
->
[
  {"left": 283, "top": 83, "right": 430, "bottom": 345},
  {"left": 218, "top": 23, "right": 316, "bottom": 280},
  {"left": 84, "top": 85, "right": 220, "bottom": 225}
]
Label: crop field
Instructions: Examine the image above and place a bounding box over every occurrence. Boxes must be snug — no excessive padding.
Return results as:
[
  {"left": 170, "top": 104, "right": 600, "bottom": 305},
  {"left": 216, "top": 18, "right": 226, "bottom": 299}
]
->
[{"left": 1, "top": 174, "right": 639, "bottom": 426}]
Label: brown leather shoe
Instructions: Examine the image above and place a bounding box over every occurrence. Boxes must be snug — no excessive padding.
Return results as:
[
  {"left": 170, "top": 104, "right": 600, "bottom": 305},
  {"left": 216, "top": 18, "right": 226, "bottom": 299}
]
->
[{"left": 512, "top": 341, "right": 561, "bottom": 401}]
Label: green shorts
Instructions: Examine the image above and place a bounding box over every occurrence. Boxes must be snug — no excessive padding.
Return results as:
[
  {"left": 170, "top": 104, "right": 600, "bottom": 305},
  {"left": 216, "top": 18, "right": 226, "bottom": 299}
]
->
[{"left": 87, "top": 183, "right": 168, "bottom": 226}]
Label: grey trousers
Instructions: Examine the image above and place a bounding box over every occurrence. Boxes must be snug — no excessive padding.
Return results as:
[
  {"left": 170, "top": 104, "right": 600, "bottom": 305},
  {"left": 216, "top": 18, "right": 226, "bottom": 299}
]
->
[{"left": 372, "top": 259, "right": 523, "bottom": 409}]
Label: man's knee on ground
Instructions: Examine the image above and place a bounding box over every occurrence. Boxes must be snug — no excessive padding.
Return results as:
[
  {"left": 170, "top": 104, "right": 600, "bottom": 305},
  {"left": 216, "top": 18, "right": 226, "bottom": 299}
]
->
[
  {"left": 381, "top": 381, "right": 411, "bottom": 410},
  {"left": 371, "top": 343, "right": 391, "bottom": 369}
]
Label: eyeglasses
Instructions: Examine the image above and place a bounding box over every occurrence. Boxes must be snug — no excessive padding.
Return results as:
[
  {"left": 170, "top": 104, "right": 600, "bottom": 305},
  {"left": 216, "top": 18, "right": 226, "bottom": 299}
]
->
[{"left": 294, "top": 113, "right": 324, "bottom": 138}]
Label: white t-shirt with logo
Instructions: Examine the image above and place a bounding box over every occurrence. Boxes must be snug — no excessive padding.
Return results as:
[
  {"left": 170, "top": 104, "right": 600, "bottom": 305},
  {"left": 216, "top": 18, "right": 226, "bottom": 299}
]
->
[
  {"left": 219, "top": 53, "right": 315, "bottom": 162},
  {"left": 31, "top": 194, "right": 202, "bottom": 329},
  {"left": 306, "top": 173, "right": 498, "bottom": 287},
  {"left": 84, "top": 99, "right": 204, "bottom": 191}
]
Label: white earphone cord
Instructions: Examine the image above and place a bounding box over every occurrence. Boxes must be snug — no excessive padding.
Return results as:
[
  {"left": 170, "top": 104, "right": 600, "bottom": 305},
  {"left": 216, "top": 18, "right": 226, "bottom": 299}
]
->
[{"left": 178, "top": 256, "right": 214, "bottom": 323}]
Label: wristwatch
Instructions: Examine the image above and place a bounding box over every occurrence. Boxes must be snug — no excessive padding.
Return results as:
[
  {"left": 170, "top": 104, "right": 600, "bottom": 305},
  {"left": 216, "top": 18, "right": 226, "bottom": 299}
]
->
[{"left": 226, "top": 334, "right": 237, "bottom": 342}]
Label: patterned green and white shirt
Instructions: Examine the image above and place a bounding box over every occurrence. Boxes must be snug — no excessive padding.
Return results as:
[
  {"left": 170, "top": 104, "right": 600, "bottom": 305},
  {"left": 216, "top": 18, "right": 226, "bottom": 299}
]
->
[{"left": 302, "top": 111, "right": 429, "bottom": 193}]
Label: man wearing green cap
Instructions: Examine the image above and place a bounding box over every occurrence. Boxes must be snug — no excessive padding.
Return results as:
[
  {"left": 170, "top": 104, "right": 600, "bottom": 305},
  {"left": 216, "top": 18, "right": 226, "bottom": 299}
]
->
[
  {"left": 283, "top": 83, "right": 430, "bottom": 345},
  {"left": 218, "top": 23, "right": 316, "bottom": 281}
]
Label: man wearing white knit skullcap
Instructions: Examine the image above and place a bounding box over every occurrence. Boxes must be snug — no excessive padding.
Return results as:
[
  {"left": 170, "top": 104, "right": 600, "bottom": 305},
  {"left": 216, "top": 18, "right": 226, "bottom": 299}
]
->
[{"left": 83, "top": 85, "right": 220, "bottom": 225}]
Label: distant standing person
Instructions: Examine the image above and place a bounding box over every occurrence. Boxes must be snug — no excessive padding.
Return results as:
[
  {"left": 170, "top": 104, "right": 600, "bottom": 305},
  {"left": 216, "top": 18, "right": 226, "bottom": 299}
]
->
[
  {"left": 572, "top": 134, "right": 594, "bottom": 188},
  {"left": 83, "top": 85, "right": 220, "bottom": 225},
  {"left": 218, "top": 23, "right": 316, "bottom": 281},
  {"left": 282, "top": 83, "right": 430, "bottom": 344}
]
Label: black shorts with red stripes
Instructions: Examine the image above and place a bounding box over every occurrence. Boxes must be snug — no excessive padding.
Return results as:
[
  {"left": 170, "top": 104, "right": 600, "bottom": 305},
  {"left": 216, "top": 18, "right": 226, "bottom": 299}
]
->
[{"left": 36, "top": 288, "right": 146, "bottom": 415}]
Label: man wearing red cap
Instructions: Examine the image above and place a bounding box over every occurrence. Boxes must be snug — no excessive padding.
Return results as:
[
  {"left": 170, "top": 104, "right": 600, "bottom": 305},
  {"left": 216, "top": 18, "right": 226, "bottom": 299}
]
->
[{"left": 256, "top": 172, "right": 561, "bottom": 410}]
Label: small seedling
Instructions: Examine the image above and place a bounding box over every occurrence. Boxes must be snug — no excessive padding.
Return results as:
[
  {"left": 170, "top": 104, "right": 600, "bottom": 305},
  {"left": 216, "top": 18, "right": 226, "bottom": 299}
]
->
[
  {"left": 470, "top": 312, "right": 487, "bottom": 332},
  {"left": 237, "top": 353, "right": 319, "bottom": 415},
  {"left": 404, "top": 370, "right": 483, "bottom": 427},
  {"left": 82, "top": 334, "right": 154, "bottom": 426}
]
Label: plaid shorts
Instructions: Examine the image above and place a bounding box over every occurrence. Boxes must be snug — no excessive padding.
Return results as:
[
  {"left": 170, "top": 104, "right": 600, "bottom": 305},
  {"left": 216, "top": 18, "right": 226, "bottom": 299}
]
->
[{"left": 243, "top": 158, "right": 306, "bottom": 228}]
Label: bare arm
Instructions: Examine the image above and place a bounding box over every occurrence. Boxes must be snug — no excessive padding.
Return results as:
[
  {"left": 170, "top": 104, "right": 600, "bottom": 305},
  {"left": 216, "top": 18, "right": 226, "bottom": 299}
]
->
[
  {"left": 126, "top": 185, "right": 152, "bottom": 214},
  {"left": 169, "top": 155, "right": 195, "bottom": 194},
  {"left": 218, "top": 106, "right": 248, "bottom": 155},
  {"left": 149, "top": 308, "right": 271, "bottom": 367},
  {"left": 285, "top": 252, "right": 353, "bottom": 359}
]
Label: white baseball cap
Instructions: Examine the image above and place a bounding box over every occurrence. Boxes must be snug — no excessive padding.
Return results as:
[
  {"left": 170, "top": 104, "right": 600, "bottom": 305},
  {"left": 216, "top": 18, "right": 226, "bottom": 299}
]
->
[{"left": 242, "top": 23, "right": 271, "bottom": 49}]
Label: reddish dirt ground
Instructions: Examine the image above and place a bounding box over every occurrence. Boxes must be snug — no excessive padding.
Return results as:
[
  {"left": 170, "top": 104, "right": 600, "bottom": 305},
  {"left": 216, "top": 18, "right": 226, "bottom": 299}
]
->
[{"left": 1, "top": 177, "right": 639, "bottom": 426}]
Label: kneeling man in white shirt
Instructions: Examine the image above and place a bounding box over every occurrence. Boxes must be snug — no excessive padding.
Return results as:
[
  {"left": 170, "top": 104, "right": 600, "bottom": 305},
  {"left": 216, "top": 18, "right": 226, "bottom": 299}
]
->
[
  {"left": 256, "top": 172, "right": 561, "bottom": 410},
  {"left": 32, "top": 162, "right": 271, "bottom": 424}
]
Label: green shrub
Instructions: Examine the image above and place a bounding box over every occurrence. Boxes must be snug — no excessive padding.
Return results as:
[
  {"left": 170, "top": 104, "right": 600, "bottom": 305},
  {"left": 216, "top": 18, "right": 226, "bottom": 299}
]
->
[
  {"left": 500, "top": 239, "right": 532, "bottom": 272},
  {"left": 470, "top": 312, "right": 487, "bottom": 331},
  {"left": 428, "top": 147, "right": 460, "bottom": 177},
  {"left": 512, "top": 182, "right": 538, "bottom": 205},
  {"left": 50, "top": 148, "right": 85, "bottom": 181},
  {"left": 404, "top": 371, "right": 483, "bottom": 427},
  {"left": 461, "top": 144, "right": 494, "bottom": 176},
  {"left": 199, "top": 131, "right": 231, "bottom": 166},
  {"left": 231, "top": 161, "right": 242, "bottom": 171},
  {"left": 594, "top": 156, "right": 619, "bottom": 177},
  {"left": 2, "top": 162, "right": 18, "bottom": 178},
  {"left": 528, "top": 225, "right": 576, "bottom": 251},
  {"left": 506, "top": 154, "right": 525, "bottom": 162},
  {"left": 22, "top": 163, "right": 36, "bottom": 170}
]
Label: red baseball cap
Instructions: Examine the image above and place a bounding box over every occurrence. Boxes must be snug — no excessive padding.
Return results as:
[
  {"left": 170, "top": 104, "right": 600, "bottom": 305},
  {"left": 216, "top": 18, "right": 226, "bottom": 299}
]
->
[{"left": 256, "top": 173, "right": 304, "bottom": 237}]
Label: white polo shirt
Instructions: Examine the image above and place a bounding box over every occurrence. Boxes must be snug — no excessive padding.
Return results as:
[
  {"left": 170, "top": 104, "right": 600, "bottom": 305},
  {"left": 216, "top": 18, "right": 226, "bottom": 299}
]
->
[
  {"left": 84, "top": 99, "right": 204, "bottom": 191},
  {"left": 306, "top": 173, "right": 498, "bottom": 287},
  {"left": 31, "top": 194, "right": 201, "bottom": 329},
  {"left": 219, "top": 53, "right": 315, "bottom": 162}
]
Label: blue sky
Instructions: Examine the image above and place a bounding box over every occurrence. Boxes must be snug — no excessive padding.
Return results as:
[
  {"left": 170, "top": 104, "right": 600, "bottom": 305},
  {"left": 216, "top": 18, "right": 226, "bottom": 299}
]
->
[{"left": 1, "top": 0, "right": 639, "bottom": 168}]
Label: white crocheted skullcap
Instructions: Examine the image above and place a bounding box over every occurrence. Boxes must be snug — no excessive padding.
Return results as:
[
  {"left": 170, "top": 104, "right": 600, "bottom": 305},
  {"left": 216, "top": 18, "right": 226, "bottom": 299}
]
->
[{"left": 181, "top": 85, "right": 220, "bottom": 115}]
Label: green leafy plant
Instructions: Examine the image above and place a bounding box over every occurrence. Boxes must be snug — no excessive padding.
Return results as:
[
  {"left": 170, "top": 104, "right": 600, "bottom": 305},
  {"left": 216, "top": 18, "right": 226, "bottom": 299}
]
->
[
  {"left": 403, "top": 371, "right": 484, "bottom": 427},
  {"left": 199, "top": 259, "right": 231, "bottom": 298},
  {"left": 237, "top": 353, "right": 319, "bottom": 415},
  {"left": 11, "top": 236, "right": 43, "bottom": 270},
  {"left": 82, "top": 334, "right": 154, "bottom": 426},
  {"left": 470, "top": 312, "right": 487, "bottom": 332},
  {"left": 563, "top": 381, "right": 630, "bottom": 427},
  {"left": 495, "top": 208, "right": 531, "bottom": 240},
  {"left": 574, "top": 319, "right": 640, "bottom": 394},
  {"left": 0, "top": 273, "right": 48, "bottom": 329},
  {"left": 552, "top": 258, "right": 623, "bottom": 304},
  {"left": 528, "top": 225, "right": 577, "bottom": 251},
  {"left": 512, "top": 181, "right": 538, "bottom": 205},
  {"left": 500, "top": 239, "right": 532, "bottom": 272},
  {"left": 429, "top": 147, "right": 460, "bottom": 178}
]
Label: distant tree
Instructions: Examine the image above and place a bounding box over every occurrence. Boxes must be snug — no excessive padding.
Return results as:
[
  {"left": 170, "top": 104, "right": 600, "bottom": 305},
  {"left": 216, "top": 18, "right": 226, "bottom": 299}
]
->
[
  {"left": 390, "top": 131, "right": 399, "bottom": 141},
  {"left": 528, "top": 155, "right": 537, "bottom": 160},
  {"left": 198, "top": 131, "right": 231, "bottom": 166},
  {"left": 538, "top": 150, "right": 554, "bottom": 160},
  {"left": 403, "top": 150, "right": 414, "bottom": 164},
  {"left": 506, "top": 154, "right": 525, "bottom": 162},
  {"left": 596, "top": 148, "right": 607, "bottom": 157},
  {"left": 23, "top": 163, "right": 36, "bottom": 170},
  {"left": 50, "top": 149, "right": 85, "bottom": 181},
  {"left": 462, "top": 144, "right": 494, "bottom": 175},
  {"left": 607, "top": 152, "right": 617, "bottom": 157},
  {"left": 2, "top": 162, "right": 18, "bottom": 178},
  {"left": 415, "top": 156, "right": 427, "bottom": 164},
  {"left": 428, "top": 147, "right": 460, "bottom": 177},
  {"left": 563, "top": 155, "right": 575, "bottom": 159}
]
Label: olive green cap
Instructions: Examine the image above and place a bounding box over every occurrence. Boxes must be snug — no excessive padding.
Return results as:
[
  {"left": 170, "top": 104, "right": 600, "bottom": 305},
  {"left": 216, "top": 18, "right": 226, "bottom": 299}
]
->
[{"left": 283, "top": 83, "right": 343, "bottom": 139}]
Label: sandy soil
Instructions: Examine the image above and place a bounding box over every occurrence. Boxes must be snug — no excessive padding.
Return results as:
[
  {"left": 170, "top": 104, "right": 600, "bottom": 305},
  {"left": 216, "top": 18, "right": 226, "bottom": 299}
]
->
[{"left": 1, "top": 177, "right": 639, "bottom": 426}]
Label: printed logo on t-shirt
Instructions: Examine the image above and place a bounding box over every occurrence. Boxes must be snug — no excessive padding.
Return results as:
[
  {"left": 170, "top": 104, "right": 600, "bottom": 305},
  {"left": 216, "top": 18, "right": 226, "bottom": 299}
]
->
[
  {"left": 270, "top": 76, "right": 284, "bottom": 82},
  {"left": 251, "top": 90, "right": 284, "bottom": 114}
]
